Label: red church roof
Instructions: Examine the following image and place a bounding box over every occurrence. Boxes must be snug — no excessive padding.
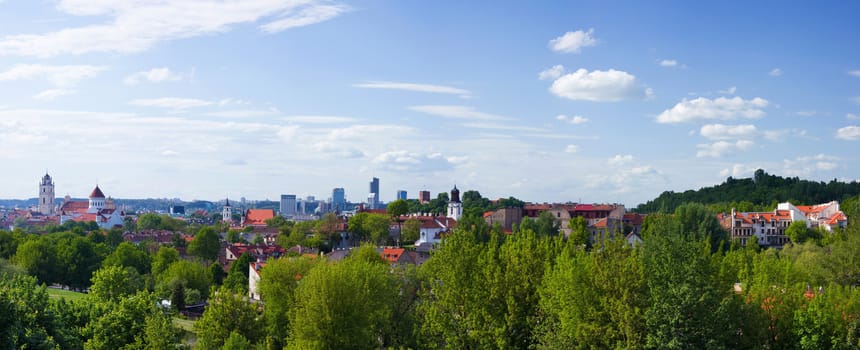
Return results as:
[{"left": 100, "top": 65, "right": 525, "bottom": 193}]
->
[
  {"left": 244, "top": 209, "right": 275, "bottom": 226},
  {"left": 89, "top": 185, "right": 105, "bottom": 199}
]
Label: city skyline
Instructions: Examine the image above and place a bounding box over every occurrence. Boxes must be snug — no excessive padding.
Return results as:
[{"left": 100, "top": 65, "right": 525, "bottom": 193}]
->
[{"left": 1, "top": 1, "right": 859, "bottom": 206}]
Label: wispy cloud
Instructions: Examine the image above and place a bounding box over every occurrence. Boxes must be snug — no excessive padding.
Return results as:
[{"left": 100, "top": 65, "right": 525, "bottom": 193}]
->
[
  {"left": 282, "top": 115, "right": 358, "bottom": 124},
  {"left": 848, "top": 70, "right": 860, "bottom": 78},
  {"left": 0, "top": 0, "right": 348, "bottom": 57},
  {"left": 124, "top": 67, "right": 182, "bottom": 85},
  {"left": 769, "top": 68, "right": 783, "bottom": 76},
  {"left": 548, "top": 29, "right": 597, "bottom": 53},
  {"left": 409, "top": 105, "right": 512, "bottom": 121},
  {"left": 696, "top": 140, "right": 754, "bottom": 158},
  {"left": 556, "top": 114, "right": 589, "bottom": 124},
  {"left": 130, "top": 97, "right": 213, "bottom": 109},
  {"left": 33, "top": 89, "right": 76, "bottom": 101},
  {"left": 538, "top": 65, "right": 565, "bottom": 80},
  {"left": 0, "top": 64, "right": 105, "bottom": 86},
  {"left": 354, "top": 81, "right": 470, "bottom": 96}
]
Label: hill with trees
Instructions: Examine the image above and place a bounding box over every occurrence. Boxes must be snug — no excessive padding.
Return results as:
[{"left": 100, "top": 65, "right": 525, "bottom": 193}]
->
[{"left": 635, "top": 169, "right": 860, "bottom": 213}]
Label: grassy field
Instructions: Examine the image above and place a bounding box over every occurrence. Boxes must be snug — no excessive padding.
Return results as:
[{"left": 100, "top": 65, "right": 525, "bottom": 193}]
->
[
  {"left": 45, "top": 287, "right": 86, "bottom": 301},
  {"left": 173, "top": 318, "right": 196, "bottom": 333}
]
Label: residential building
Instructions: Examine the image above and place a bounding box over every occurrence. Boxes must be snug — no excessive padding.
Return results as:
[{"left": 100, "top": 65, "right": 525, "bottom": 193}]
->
[
  {"left": 484, "top": 207, "right": 523, "bottom": 232},
  {"left": 418, "top": 190, "right": 430, "bottom": 204},
  {"left": 720, "top": 201, "right": 849, "bottom": 247}
]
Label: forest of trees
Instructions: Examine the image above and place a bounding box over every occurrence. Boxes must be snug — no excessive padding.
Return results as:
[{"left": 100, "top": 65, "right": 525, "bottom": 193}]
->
[
  {"left": 636, "top": 169, "right": 860, "bottom": 214},
  {"left": 2, "top": 194, "right": 860, "bottom": 348}
]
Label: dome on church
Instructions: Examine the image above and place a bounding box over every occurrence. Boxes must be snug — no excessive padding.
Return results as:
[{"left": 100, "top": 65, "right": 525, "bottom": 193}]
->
[{"left": 89, "top": 185, "right": 106, "bottom": 199}]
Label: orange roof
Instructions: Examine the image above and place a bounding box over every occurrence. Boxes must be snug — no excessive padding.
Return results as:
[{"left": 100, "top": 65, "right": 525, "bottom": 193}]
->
[
  {"left": 593, "top": 218, "right": 608, "bottom": 228},
  {"left": 826, "top": 212, "right": 848, "bottom": 225},
  {"left": 60, "top": 201, "right": 88, "bottom": 213},
  {"left": 483, "top": 211, "right": 494, "bottom": 218},
  {"left": 70, "top": 213, "right": 98, "bottom": 223},
  {"left": 381, "top": 248, "right": 405, "bottom": 263},
  {"left": 89, "top": 185, "right": 105, "bottom": 198},
  {"left": 244, "top": 209, "right": 275, "bottom": 226}
]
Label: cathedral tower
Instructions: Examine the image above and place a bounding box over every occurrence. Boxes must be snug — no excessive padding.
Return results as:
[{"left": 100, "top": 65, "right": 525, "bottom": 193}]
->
[
  {"left": 222, "top": 198, "right": 233, "bottom": 224},
  {"left": 38, "top": 172, "right": 55, "bottom": 215}
]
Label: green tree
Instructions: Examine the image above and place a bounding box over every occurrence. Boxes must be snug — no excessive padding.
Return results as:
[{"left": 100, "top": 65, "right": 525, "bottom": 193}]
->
[
  {"left": 103, "top": 241, "right": 152, "bottom": 275},
  {"left": 288, "top": 257, "right": 397, "bottom": 349},
  {"left": 85, "top": 292, "right": 162, "bottom": 350},
  {"left": 401, "top": 218, "right": 421, "bottom": 243},
  {"left": 366, "top": 213, "right": 392, "bottom": 245},
  {"left": 209, "top": 261, "right": 226, "bottom": 287},
  {"left": 221, "top": 331, "right": 252, "bottom": 350},
  {"left": 189, "top": 226, "right": 222, "bottom": 262},
  {"left": 152, "top": 246, "right": 179, "bottom": 277},
  {"left": 223, "top": 252, "right": 253, "bottom": 294},
  {"left": 787, "top": 221, "right": 819, "bottom": 245},
  {"left": 55, "top": 234, "right": 102, "bottom": 290},
  {"left": 136, "top": 213, "right": 163, "bottom": 231},
  {"left": 195, "top": 288, "right": 264, "bottom": 350},
  {"left": 387, "top": 199, "right": 409, "bottom": 218},
  {"left": 0, "top": 274, "right": 78, "bottom": 349},
  {"left": 89, "top": 265, "right": 144, "bottom": 303},
  {"left": 567, "top": 216, "right": 590, "bottom": 248},
  {"left": 14, "top": 236, "right": 58, "bottom": 284},
  {"left": 258, "top": 256, "right": 321, "bottom": 349},
  {"left": 156, "top": 260, "right": 212, "bottom": 301},
  {"left": 143, "top": 309, "right": 180, "bottom": 350}
]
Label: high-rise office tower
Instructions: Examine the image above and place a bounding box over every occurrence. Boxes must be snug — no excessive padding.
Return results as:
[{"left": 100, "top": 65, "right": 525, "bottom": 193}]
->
[
  {"left": 397, "top": 190, "right": 407, "bottom": 201},
  {"left": 369, "top": 177, "right": 380, "bottom": 209}
]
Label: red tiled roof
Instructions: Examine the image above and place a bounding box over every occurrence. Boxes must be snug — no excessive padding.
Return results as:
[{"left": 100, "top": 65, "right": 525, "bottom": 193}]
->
[
  {"left": 70, "top": 213, "right": 98, "bottom": 223},
  {"left": 244, "top": 209, "right": 275, "bottom": 226},
  {"left": 89, "top": 185, "right": 105, "bottom": 198},
  {"left": 592, "top": 218, "right": 608, "bottom": 228},
  {"left": 381, "top": 248, "right": 405, "bottom": 263},
  {"left": 60, "top": 201, "right": 88, "bottom": 213}
]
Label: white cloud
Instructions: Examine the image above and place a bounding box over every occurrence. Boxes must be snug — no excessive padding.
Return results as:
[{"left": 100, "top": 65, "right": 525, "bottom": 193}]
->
[
  {"left": 769, "top": 68, "right": 783, "bottom": 76},
  {"left": 461, "top": 123, "right": 546, "bottom": 132},
  {"left": 549, "top": 68, "right": 651, "bottom": 102},
  {"left": 161, "top": 150, "right": 179, "bottom": 157},
  {"left": 848, "top": 70, "right": 860, "bottom": 78},
  {"left": 205, "top": 109, "right": 280, "bottom": 118},
  {"left": 130, "top": 97, "right": 213, "bottom": 109},
  {"left": 835, "top": 125, "right": 860, "bottom": 140},
  {"left": 409, "top": 105, "right": 512, "bottom": 121},
  {"left": 848, "top": 113, "right": 860, "bottom": 120},
  {"left": 538, "top": 65, "right": 565, "bottom": 80},
  {"left": 556, "top": 114, "right": 589, "bottom": 124},
  {"left": 33, "top": 89, "right": 76, "bottom": 101},
  {"left": 718, "top": 86, "right": 737, "bottom": 95},
  {"left": 124, "top": 67, "right": 181, "bottom": 85},
  {"left": 656, "top": 96, "right": 769, "bottom": 123},
  {"left": 696, "top": 140, "right": 754, "bottom": 158},
  {"left": 762, "top": 128, "right": 808, "bottom": 142},
  {"left": 608, "top": 154, "right": 634, "bottom": 166},
  {"left": 565, "top": 144, "right": 579, "bottom": 153},
  {"left": 700, "top": 124, "right": 757, "bottom": 140},
  {"left": 659, "top": 59, "right": 678, "bottom": 67},
  {"left": 720, "top": 164, "right": 759, "bottom": 178},
  {"left": 853, "top": 97, "right": 860, "bottom": 105},
  {"left": 260, "top": 4, "right": 349, "bottom": 32},
  {"left": 0, "top": 0, "right": 347, "bottom": 57},
  {"left": 0, "top": 64, "right": 105, "bottom": 86},
  {"left": 282, "top": 115, "right": 357, "bottom": 124},
  {"left": 795, "top": 110, "right": 818, "bottom": 117},
  {"left": 371, "top": 150, "right": 463, "bottom": 173},
  {"left": 548, "top": 29, "right": 597, "bottom": 53},
  {"left": 783, "top": 154, "right": 841, "bottom": 176},
  {"left": 353, "top": 81, "right": 470, "bottom": 95}
]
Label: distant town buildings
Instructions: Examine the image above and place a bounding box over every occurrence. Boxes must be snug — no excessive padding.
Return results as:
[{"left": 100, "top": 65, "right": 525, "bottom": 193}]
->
[
  {"left": 59, "top": 185, "right": 125, "bottom": 229},
  {"left": 719, "top": 201, "right": 849, "bottom": 248}
]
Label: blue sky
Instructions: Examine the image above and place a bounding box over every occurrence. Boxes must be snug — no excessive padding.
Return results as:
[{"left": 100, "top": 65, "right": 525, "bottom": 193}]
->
[{"left": 1, "top": 1, "right": 858, "bottom": 206}]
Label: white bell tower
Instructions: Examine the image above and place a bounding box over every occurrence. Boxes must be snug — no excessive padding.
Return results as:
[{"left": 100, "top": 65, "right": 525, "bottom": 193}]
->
[
  {"left": 38, "top": 172, "right": 55, "bottom": 216},
  {"left": 222, "top": 198, "right": 233, "bottom": 224},
  {"left": 447, "top": 185, "right": 462, "bottom": 220}
]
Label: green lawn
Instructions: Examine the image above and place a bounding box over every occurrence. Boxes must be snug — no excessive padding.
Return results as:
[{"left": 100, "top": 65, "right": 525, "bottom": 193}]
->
[
  {"left": 45, "top": 287, "right": 86, "bottom": 301},
  {"left": 173, "top": 318, "right": 196, "bottom": 333}
]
